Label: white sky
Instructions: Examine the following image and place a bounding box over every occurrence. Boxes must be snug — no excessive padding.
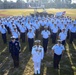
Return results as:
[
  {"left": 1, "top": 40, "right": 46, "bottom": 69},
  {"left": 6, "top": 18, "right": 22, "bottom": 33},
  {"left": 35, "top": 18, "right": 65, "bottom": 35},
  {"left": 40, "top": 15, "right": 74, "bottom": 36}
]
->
[
  {"left": 71, "top": 0, "right": 76, "bottom": 3},
  {"left": 1, "top": 0, "right": 27, "bottom": 2},
  {"left": 1, "top": 0, "right": 76, "bottom": 3}
]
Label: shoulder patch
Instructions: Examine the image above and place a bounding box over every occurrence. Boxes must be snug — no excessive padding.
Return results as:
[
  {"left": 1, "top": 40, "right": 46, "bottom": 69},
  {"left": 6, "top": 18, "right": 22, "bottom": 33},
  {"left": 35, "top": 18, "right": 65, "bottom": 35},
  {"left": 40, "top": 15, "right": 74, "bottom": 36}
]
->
[
  {"left": 33, "top": 45, "right": 36, "bottom": 48},
  {"left": 40, "top": 45, "right": 43, "bottom": 48},
  {"left": 55, "top": 44, "right": 57, "bottom": 46}
]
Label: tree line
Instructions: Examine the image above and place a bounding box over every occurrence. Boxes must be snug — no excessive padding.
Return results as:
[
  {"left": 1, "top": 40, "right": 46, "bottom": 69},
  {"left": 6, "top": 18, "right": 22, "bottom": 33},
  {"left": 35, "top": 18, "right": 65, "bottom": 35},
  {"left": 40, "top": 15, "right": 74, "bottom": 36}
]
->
[{"left": 0, "top": 0, "right": 76, "bottom": 9}]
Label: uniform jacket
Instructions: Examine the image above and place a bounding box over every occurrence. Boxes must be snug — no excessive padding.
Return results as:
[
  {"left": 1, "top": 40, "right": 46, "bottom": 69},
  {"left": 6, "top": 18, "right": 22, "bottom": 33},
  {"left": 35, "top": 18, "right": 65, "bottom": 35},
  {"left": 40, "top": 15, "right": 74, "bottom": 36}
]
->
[
  {"left": 32, "top": 45, "right": 44, "bottom": 62},
  {"left": 9, "top": 41, "right": 20, "bottom": 55}
]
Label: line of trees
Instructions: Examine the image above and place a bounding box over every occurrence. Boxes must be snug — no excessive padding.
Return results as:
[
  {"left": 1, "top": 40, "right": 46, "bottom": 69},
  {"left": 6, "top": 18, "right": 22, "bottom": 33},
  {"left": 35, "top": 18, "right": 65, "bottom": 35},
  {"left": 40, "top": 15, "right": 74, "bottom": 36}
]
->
[
  {"left": 0, "top": 0, "right": 28, "bottom": 9},
  {"left": 0, "top": 0, "right": 76, "bottom": 9}
]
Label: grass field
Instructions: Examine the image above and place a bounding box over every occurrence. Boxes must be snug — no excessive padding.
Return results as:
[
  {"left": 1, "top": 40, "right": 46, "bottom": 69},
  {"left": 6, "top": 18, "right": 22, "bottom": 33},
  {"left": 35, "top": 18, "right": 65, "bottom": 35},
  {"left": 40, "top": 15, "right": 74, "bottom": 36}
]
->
[
  {"left": 0, "top": 9, "right": 76, "bottom": 19},
  {"left": 0, "top": 9, "right": 76, "bottom": 75}
]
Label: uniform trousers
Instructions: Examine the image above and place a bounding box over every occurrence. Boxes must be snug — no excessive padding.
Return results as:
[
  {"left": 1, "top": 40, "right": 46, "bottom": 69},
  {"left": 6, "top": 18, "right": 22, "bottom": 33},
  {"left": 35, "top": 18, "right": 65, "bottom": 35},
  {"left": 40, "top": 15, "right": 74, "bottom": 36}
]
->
[
  {"left": 41, "top": 26, "right": 44, "bottom": 31},
  {"left": 53, "top": 53, "right": 62, "bottom": 69},
  {"left": 36, "top": 29, "right": 39, "bottom": 39},
  {"left": 2, "top": 33, "right": 7, "bottom": 44},
  {"left": 70, "top": 32, "right": 76, "bottom": 44},
  {"left": 5, "top": 25, "right": 11, "bottom": 34},
  {"left": 52, "top": 33, "right": 57, "bottom": 44},
  {"left": 28, "top": 38, "right": 34, "bottom": 51},
  {"left": 34, "top": 61, "right": 41, "bottom": 74},
  {"left": 17, "top": 26, "right": 20, "bottom": 32},
  {"left": 11, "top": 54, "right": 19, "bottom": 68},
  {"left": 67, "top": 30, "right": 70, "bottom": 39},
  {"left": 21, "top": 32, "right": 25, "bottom": 42},
  {"left": 43, "top": 38, "right": 48, "bottom": 53},
  {"left": 62, "top": 40, "right": 65, "bottom": 45}
]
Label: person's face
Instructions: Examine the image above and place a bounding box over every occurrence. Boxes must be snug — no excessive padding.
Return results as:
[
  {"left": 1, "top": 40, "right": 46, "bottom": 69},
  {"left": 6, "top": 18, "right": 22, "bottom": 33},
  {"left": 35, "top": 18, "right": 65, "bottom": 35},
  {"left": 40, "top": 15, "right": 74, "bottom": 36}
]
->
[
  {"left": 12, "top": 39, "right": 15, "bottom": 42},
  {"left": 22, "top": 24, "right": 24, "bottom": 26},
  {"left": 36, "top": 43, "right": 40, "bottom": 46},
  {"left": 62, "top": 29, "right": 65, "bottom": 32},
  {"left": 44, "top": 28, "right": 47, "bottom": 31},
  {"left": 58, "top": 42, "right": 61, "bottom": 45},
  {"left": 29, "top": 29, "right": 32, "bottom": 32},
  {"left": 54, "top": 24, "right": 56, "bottom": 26},
  {"left": 14, "top": 29, "right": 16, "bottom": 31},
  {"left": 35, "top": 42, "right": 40, "bottom": 46},
  {"left": 74, "top": 24, "right": 76, "bottom": 27},
  {"left": 65, "top": 25, "right": 67, "bottom": 27}
]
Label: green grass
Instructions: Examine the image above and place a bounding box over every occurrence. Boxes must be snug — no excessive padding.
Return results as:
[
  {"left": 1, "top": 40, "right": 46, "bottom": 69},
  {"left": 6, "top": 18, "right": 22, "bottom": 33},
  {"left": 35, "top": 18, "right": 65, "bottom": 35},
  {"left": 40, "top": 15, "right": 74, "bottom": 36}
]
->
[
  {"left": 0, "top": 9, "right": 76, "bottom": 75},
  {"left": 0, "top": 32, "right": 76, "bottom": 75}
]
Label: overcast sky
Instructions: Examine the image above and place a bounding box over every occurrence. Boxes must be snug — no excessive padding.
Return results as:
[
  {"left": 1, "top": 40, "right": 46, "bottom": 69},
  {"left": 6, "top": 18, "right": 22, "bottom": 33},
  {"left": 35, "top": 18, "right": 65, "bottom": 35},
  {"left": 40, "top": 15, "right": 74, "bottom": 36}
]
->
[
  {"left": 72, "top": 0, "right": 76, "bottom": 3},
  {"left": 1, "top": 0, "right": 76, "bottom": 3},
  {"left": 1, "top": 0, "right": 26, "bottom": 2}
]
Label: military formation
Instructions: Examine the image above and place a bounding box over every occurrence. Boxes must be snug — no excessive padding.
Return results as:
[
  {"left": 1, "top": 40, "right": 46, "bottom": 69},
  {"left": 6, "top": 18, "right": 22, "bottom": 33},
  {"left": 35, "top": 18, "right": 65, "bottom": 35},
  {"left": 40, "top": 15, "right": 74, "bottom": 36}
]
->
[{"left": 0, "top": 14, "right": 76, "bottom": 74}]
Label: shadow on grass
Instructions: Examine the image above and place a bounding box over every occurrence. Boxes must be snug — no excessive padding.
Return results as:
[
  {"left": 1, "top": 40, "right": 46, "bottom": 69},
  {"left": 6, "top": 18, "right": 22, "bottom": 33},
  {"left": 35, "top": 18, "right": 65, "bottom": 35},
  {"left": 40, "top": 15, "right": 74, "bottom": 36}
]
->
[
  {"left": 8, "top": 42, "right": 31, "bottom": 75},
  {"left": 59, "top": 42, "right": 74, "bottom": 75},
  {"left": 0, "top": 31, "right": 76, "bottom": 75},
  {"left": 0, "top": 41, "right": 32, "bottom": 75},
  {"left": 46, "top": 41, "right": 75, "bottom": 75},
  {"left": 46, "top": 58, "right": 59, "bottom": 75}
]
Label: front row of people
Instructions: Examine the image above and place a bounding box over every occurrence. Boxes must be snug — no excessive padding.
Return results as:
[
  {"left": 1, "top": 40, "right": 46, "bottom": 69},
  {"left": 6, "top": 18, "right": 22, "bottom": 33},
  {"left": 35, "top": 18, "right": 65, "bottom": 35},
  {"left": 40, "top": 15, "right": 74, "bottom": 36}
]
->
[{"left": 9, "top": 36, "right": 65, "bottom": 75}]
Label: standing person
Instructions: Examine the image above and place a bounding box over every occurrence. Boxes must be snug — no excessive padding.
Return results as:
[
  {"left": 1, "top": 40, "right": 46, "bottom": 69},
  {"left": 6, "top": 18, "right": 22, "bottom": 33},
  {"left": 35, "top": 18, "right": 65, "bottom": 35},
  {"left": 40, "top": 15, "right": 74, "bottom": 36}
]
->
[
  {"left": 51, "top": 24, "right": 58, "bottom": 44},
  {"left": 32, "top": 40, "right": 44, "bottom": 74},
  {"left": 69, "top": 24, "right": 76, "bottom": 44},
  {"left": 58, "top": 29, "right": 67, "bottom": 45},
  {"left": 11, "top": 28, "right": 20, "bottom": 41},
  {"left": 20, "top": 24, "right": 26, "bottom": 43},
  {"left": 34, "top": 21, "right": 40, "bottom": 39},
  {"left": 27, "top": 28, "right": 35, "bottom": 51},
  {"left": 0, "top": 25, "right": 7, "bottom": 44},
  {"left": 9, "top": 36, "right": 21, "bottom": 68},
  {"left": 41, "top": 26, "right": 50, "bottom": 53},
  {"left": 51, "top": 40, "right": 65, "bottom": 69}
]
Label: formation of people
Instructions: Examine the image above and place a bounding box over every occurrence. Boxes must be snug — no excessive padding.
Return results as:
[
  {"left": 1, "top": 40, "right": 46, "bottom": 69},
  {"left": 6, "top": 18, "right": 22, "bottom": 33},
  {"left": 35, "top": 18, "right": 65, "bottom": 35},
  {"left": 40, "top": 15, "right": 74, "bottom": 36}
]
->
[{"left": 0, "top": 14, "right": 76, "bottom": 74}]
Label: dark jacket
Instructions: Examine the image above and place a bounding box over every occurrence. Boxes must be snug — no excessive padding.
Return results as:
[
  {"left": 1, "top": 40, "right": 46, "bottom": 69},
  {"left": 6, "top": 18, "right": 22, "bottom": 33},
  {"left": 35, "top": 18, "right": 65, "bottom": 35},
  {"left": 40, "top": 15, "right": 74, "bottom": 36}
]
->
[{"left": 9, "top": 41, "right": 20, "bottom": 55}]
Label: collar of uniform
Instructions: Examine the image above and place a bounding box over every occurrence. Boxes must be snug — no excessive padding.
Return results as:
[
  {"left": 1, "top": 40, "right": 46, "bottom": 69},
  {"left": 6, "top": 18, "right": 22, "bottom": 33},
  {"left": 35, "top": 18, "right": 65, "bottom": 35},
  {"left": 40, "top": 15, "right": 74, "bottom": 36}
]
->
[
  {"left": 57, "top": 44, "right": 62, "bottom": 46},
  {"left": 36, "top": 45, "right": 41, "bottom": 48},
  {"left": 44, "top": 30, "right": 48, "bottom": 32}
]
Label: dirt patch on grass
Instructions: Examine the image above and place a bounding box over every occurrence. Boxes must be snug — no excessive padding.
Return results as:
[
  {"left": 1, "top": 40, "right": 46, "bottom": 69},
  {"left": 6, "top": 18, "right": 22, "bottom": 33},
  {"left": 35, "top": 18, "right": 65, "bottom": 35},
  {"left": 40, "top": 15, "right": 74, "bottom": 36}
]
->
[{"left": 0, "top": 14, "right": 12, "bottom": 17}]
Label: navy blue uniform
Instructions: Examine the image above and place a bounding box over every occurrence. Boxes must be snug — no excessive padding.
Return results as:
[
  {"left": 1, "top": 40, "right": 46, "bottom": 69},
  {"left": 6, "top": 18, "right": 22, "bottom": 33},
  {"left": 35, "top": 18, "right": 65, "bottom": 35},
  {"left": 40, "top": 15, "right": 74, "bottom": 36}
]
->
[{"left": 9, "top": 41, "right": 20, "bottom": 68}]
